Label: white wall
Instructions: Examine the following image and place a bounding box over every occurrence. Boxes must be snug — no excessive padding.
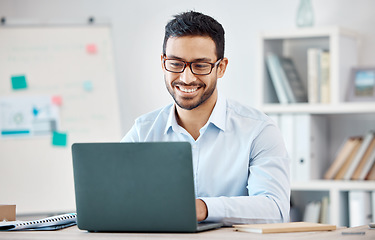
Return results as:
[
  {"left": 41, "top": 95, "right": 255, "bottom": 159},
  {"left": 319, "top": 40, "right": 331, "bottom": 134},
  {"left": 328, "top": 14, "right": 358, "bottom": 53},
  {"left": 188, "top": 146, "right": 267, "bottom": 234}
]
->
[{"left": 1, "top": 0, "right": 374, "bottom": 137}]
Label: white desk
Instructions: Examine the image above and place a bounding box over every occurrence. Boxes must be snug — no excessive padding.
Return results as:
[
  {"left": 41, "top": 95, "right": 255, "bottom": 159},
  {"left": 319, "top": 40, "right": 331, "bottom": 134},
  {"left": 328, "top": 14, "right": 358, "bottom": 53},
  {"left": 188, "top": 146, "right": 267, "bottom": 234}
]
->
[{"left": 0, "top": 225, "right": 373, "bottom": 240}]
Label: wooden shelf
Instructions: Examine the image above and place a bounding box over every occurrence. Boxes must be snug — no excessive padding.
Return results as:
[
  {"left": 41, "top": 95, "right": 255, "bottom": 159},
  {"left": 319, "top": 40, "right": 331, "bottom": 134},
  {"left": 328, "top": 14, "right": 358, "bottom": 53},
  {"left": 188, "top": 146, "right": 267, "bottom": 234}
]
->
[
  {"left": 259, "top": 26, "right": 359, "bottom": 39},
  {"left": 291, "top": 180, "right": 375, "bottom": 191},
  {"left": 262, "top": 102, "right": 375, "bottom": 114}
]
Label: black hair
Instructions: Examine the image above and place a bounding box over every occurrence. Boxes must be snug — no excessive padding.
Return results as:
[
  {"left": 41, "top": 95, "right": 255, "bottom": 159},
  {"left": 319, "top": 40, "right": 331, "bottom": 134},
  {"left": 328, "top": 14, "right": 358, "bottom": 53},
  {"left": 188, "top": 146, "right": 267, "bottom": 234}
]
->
[{"left": 163, "top": 11, "right": 225, "bottom": 60}]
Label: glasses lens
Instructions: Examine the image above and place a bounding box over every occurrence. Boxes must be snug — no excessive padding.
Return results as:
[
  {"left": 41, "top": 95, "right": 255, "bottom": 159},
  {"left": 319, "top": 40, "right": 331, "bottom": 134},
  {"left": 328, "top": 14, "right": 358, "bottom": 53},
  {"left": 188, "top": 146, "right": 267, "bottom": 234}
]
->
[
  {"left": 165, "top": 59, "right": 185, "bottom": 73},
  {"left": 191, "top": 62, "right": 212, "bottom": 75}
]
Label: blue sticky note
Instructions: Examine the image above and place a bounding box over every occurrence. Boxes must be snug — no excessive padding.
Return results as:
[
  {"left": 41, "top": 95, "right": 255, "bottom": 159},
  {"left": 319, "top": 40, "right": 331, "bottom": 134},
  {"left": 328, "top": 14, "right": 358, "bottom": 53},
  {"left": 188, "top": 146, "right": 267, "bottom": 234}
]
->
[
  {"left": 83, "top": 80, "right": 93, "bottom": 92},
  {"left": 32, "top": 107, "right": 39, "bottom": 117},
  {"left": 11, "top": 75, "right": 28, "bottom": 90},
  {"left": 52, "top": 131, "right": 67, "bottom": 147}
]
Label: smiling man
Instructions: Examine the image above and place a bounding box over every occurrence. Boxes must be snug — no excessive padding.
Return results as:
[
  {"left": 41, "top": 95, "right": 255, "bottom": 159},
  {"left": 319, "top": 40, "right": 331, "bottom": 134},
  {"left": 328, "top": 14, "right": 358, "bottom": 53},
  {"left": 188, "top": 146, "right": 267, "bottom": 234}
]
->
[{"left": 122, "top": 11, "right": 290, "bottom": 225}]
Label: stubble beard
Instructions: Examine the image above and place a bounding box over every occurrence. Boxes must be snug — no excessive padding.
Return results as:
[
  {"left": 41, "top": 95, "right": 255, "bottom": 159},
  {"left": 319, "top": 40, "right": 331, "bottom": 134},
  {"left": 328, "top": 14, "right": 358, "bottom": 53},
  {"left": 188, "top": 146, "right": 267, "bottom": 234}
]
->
[{"left": 164, "top": 77, "right": 217, "bottom": 110}]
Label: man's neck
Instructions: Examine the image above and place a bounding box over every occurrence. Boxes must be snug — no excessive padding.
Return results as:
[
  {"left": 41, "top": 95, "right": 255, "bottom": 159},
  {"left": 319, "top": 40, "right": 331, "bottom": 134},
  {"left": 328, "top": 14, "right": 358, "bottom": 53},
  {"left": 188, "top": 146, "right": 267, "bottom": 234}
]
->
[{"left": 175, "top": 91, "right": 218, "bottom": 141}]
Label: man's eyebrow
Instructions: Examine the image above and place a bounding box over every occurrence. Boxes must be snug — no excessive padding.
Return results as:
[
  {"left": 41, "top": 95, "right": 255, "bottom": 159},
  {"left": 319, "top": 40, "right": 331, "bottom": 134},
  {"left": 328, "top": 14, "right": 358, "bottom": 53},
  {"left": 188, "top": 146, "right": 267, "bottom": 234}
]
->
[
  {"left": 166, "top": 55, "right": 213, "bottom": 62},
  {"left": 166, "top": 55, "right": 183, "bottom": 60}
]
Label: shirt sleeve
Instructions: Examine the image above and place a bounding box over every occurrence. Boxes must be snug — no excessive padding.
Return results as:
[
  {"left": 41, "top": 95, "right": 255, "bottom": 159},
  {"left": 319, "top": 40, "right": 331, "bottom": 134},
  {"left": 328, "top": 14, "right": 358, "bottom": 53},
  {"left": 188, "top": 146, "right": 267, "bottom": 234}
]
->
[{"left": 200, "top": 122, "right": 290, "bottom": 226}]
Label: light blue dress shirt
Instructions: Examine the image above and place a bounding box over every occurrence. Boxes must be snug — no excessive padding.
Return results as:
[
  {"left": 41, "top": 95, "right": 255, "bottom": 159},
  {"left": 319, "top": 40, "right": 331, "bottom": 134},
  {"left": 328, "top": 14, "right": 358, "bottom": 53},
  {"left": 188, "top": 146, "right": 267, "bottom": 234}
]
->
[{"left": 121, "top": 94, "right": 290, "bottom": 225}]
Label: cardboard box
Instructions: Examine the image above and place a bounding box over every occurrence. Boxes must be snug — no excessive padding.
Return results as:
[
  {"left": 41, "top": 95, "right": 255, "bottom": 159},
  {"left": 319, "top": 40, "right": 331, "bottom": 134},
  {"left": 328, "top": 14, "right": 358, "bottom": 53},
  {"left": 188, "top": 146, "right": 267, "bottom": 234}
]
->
[{"left": 0, "top": 205, "right": 16, "bottom": 221}]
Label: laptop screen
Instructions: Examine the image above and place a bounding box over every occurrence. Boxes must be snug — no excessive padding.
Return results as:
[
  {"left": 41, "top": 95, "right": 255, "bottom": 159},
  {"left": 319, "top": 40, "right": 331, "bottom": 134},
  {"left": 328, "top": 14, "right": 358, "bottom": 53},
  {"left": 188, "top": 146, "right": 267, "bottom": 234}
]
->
[{"left": 72, "top": 142, "right": 199, "bottom": 232}]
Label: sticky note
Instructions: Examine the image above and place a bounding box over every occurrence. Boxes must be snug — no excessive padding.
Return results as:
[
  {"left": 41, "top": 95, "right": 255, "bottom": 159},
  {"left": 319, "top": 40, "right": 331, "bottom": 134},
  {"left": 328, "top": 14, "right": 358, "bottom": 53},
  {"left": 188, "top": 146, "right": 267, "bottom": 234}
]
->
[
  {"left": 86, "top": 44, "right": 97, "bottom": 54},
  {"left": 52, "top": 95, "right": 63, "bottom": 106},
  {"left": 52, "top": 131, "right": 67, "bottom": 147},
  {"left": 11, "top": 75, "right": 28, "bottom": 90},
  {"left": 83, "top": 80, "right": 93, "bottom": 92},
  {"left": 32, "top": 107, "right": 39, "bottom": 117}
]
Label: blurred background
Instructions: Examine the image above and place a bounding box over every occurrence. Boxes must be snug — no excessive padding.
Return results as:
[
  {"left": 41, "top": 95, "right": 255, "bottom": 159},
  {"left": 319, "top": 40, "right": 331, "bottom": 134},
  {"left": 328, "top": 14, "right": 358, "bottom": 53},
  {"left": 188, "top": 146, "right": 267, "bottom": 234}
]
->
[
  {"left": 0, "top": 0, "right": 374, "bottom": 226},
  {"left": 1, "top": 0, "right": 374, "bottom": 134}
]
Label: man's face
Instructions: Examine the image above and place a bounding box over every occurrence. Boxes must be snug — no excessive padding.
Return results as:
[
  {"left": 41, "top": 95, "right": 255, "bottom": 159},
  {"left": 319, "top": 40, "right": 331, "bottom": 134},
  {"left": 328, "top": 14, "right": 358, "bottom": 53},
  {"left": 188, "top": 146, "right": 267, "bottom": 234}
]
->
[{"left": 162, "top": 36, "right": 225, "bottom": 110}]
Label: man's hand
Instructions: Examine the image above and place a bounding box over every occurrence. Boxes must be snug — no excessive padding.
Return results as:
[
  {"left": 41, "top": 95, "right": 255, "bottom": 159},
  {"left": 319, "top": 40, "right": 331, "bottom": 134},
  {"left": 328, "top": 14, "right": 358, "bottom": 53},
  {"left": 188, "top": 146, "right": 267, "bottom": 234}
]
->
[{"left": 196, "top": 199, "right": 208, "bottom": 221}]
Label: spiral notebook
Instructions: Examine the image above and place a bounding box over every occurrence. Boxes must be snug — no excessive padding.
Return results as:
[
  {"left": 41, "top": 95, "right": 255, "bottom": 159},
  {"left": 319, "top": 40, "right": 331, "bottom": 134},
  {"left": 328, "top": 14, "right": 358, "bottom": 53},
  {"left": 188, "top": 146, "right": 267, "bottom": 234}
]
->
[{"left": 0, "top": 213, "right": 76, "bottom": 231}]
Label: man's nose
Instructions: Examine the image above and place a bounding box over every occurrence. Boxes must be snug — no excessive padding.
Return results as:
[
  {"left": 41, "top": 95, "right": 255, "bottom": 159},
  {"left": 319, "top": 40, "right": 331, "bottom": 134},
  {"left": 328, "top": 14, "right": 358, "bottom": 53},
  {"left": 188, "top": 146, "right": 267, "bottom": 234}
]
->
[{"left": 179, "top": 65, "right": 197, "bottom": 84}]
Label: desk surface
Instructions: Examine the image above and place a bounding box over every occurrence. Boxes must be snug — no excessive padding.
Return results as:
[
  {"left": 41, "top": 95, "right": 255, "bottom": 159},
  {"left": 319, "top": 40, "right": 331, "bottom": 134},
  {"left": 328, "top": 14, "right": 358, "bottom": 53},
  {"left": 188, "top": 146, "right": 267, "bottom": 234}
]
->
[{"left": 0, "top": 225, "right": 374, "bottom": 240}]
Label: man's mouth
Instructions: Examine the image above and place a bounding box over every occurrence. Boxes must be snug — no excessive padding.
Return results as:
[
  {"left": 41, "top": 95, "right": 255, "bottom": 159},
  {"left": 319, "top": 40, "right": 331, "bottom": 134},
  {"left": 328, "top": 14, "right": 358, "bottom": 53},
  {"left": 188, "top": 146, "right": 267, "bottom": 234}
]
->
[
  {"left": 172, "top": 81, "right": 204, "bottom": 95},
  {"left": 178, "top": 86, "right": 199, "bottom": 93}
]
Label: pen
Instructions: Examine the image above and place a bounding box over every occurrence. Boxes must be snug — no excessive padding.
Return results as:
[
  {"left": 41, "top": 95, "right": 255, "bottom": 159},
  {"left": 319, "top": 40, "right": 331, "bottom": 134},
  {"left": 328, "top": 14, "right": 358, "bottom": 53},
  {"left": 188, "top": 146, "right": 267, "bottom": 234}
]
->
[{"left": 341, "top": 231, "right": 365, "bottom": 235}]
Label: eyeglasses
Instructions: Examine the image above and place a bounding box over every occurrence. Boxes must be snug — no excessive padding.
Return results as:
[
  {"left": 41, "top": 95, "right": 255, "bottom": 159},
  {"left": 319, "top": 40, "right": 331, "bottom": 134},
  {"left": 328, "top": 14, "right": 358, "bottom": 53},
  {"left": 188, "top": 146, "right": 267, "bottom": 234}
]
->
[{"left": 163, "top": 57, "right": 222, "bottom": 75}]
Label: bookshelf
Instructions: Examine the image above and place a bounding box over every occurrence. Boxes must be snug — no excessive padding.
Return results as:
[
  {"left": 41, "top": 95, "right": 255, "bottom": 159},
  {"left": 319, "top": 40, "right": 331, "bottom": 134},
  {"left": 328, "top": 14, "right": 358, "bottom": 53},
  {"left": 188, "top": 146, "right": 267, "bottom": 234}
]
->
[{"left": 258, "top": 26, "right": 375, "bottom": 227}]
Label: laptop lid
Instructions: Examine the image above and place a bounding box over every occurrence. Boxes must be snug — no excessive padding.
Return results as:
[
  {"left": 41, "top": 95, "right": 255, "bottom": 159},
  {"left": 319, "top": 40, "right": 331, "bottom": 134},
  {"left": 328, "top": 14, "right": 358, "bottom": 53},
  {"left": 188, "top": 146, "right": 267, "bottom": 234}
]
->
[{"left": 72, "top": 142, "right": 210, "bottom": 233}]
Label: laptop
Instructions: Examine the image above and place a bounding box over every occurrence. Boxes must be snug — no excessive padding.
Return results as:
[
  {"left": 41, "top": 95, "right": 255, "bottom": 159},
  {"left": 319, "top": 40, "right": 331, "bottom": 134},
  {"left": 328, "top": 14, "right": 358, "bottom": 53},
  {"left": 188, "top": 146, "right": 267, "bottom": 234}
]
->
[{"left": 71, "top": 142, "right": 223, "bottom": 232}]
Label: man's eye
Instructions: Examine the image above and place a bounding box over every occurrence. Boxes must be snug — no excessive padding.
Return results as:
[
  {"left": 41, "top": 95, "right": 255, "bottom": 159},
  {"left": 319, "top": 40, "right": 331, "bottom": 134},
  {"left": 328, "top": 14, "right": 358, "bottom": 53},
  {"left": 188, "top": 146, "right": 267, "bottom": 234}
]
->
[
  {"left": 171, "top": 62, "right": 183, "bottom": 67},
  {"left": 169, "top": 61, "right": 184, "bottom": 68},
  {"left": 194, "top": 63, "right": 210, "bottom": 69}
]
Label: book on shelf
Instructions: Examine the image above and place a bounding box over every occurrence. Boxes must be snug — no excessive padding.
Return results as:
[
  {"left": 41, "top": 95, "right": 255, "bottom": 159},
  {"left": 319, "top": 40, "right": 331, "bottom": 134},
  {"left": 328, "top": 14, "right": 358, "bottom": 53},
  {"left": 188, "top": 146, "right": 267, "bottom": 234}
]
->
[
  {"left": 233, "top": 222, "right": 336, "bottom": 234},
  {"left": 324, "top": 137, "right": 361, "bottom": 180},
  {"left": 319, "top": 50, "right": 330, "bottom": 103},
  {"left": 361, "top": 149, "right": 375, "bottom": 180},
  {"left": 334, "top": 137, "right": 363, "bottom": 180},
  {"left": 344, "top": 131, "right": 375, "bottom": 180},
  {"left": 348, "top": 191, "right": 372, "bottom": 227},
  {"left": 278, "top": 57, "right": 308, "bottom": 103},
  {"left": 266, "top": 53, "right": 289, "bottom": 104},
  {"left": 352, "top": 136, "right": 375, "bottom": 180},
  {"left": 372, "top": 191, "right": 375, "bottom": 222},
  {"left": 307, "top": 48, "right": 331, "bottom": 104},
  {"left": 307, "top": 48, "right": 319, "bottom": 104},
  {"left": 319, "top": 196, "right": 330, "bottom": 224},
  {"left": 266, "top": 53, "right": 307, "bottom": 104},
  {"left": 303, "top": 201, "right": 321, "bottom": 223},
  {"left": 365, "top": 161, "right": 375, "bottom": 180}
]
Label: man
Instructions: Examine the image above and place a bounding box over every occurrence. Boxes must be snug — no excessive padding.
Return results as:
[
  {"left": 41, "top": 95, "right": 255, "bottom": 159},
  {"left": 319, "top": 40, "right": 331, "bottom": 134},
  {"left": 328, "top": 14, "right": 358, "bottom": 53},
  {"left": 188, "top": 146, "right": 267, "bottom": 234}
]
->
[{"left": 122, "top": 11, "right": 290, "bottom": 225}]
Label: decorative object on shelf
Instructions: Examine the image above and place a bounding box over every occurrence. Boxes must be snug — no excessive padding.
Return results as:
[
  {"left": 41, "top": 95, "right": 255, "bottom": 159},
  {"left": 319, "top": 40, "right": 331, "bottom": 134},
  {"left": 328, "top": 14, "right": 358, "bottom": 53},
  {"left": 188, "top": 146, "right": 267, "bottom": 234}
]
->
[
  {"left": 296, "top": 0, "right": 314, "bottom": 27},
  {"left": 346, "top": 67, "right": 375, "bottom": 102}
]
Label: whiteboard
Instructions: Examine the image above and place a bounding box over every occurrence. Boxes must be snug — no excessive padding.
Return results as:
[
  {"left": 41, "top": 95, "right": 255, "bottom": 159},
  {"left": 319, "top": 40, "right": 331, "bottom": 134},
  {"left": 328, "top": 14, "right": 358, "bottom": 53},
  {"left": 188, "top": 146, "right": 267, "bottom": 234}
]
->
[{"left": 0, "top": 25, "right": 121, "bottom": 214}]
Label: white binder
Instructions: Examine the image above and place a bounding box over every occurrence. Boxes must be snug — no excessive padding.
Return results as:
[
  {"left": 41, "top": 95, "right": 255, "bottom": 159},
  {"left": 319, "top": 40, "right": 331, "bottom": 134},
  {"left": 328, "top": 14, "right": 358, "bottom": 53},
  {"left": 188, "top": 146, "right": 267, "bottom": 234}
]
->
[
  {"left": 294, "top": 114, "right": 328, "bottom": 181},
  {"left": 280, "top": 114, "right": 296, "bottom": 181}
]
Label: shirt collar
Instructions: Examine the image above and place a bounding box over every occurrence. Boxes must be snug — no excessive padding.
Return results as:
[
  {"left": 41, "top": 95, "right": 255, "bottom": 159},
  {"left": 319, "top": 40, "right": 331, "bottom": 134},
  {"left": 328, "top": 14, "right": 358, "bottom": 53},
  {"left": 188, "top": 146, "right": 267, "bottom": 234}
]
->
[
  {"left": 207, "top": 92, "right": 226, "bottom": 131},
  {"left": 164, "top": 104, "right": 179, "bottom": 134},
  {"left": 164, "top": 93, "right": 227, "bottom": 135}
]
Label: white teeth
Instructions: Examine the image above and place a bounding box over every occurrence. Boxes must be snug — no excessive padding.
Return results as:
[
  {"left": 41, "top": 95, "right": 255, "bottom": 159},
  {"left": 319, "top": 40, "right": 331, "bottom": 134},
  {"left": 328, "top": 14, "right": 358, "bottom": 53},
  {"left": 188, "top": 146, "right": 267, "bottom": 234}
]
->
[{"left": 179, "top": 86, "right": 198, "bottom": 93}]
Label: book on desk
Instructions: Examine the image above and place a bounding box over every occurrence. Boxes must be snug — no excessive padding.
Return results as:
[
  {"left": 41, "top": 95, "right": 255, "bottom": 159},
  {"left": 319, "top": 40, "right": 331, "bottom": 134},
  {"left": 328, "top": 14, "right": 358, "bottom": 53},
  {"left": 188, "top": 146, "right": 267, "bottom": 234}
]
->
[{"left": 233, "top": 222, "right": 336, "bottom": 234}]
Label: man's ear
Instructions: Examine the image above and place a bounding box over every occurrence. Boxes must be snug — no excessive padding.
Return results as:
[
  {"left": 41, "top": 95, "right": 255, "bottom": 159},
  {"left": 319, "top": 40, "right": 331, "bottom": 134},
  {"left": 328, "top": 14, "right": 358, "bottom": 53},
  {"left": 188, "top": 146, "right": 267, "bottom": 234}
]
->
[
  {"left": 217, "top": 57, "right": 228, "bottom": 78},
  {"left": 161, "top": 54, "right": 165, "bottom": 72}
]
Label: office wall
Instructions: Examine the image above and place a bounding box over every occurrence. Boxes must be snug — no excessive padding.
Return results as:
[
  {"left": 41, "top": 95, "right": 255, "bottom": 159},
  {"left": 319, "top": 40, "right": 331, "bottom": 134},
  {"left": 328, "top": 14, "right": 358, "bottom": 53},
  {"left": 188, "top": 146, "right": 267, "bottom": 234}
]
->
[
  {"left": 0, "top": 26, "right": 122, "bottom": 214},
  {"left": 1, "top": 0, "right": 374, "bottom": 135}
]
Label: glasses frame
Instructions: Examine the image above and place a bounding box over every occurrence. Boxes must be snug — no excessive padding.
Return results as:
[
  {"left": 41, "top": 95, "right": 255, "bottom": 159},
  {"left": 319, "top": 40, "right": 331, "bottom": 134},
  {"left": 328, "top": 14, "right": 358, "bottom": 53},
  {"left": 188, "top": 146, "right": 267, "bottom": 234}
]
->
[{"left": 163, "top": 56, "right": 222, "bottom": 76}]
